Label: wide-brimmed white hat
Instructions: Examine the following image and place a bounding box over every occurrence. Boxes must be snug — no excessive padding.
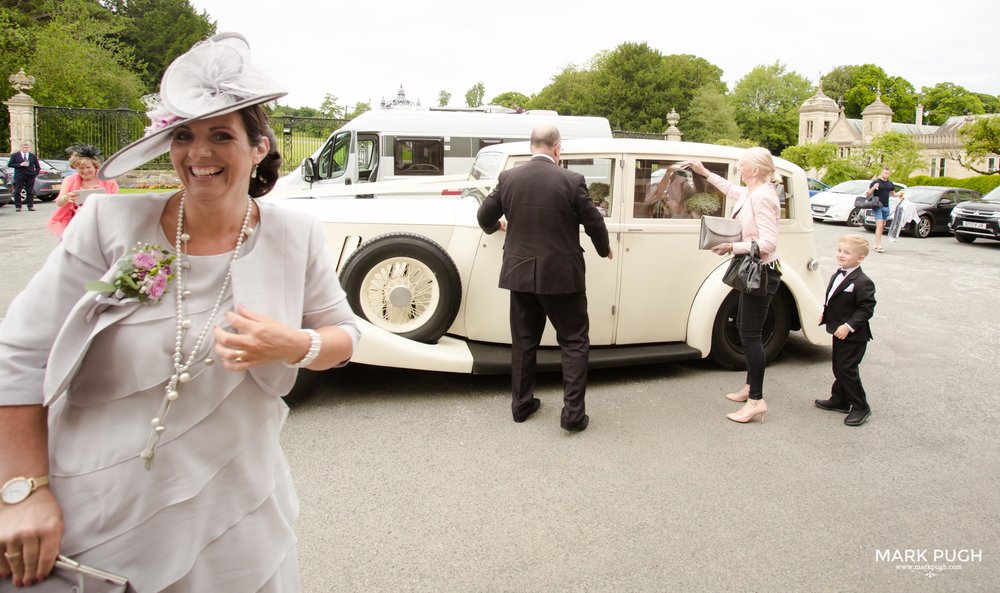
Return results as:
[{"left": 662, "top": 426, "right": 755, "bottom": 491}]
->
[{"left": 100, "top": 32, "right": 286, "bottom": 179}]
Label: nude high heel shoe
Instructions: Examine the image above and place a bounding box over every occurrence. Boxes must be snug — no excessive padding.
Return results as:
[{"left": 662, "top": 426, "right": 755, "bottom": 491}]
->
[
  {"left": 725, "top": 385, "right": 750, "bottom": 402},
  {"left": 727, "top": 399, "right": 767, "bottom": 423}
]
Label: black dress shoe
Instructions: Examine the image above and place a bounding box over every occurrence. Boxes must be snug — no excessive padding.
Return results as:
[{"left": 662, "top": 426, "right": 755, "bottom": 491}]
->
[
  {"left": 27, "top": 207, "right": 35, "bottom": 211},
  {"left": 844, "top": 409, "right": 871, "bottom": 426},
  {"left": 15, "top": 208, "right": 21, "bottom": 212},
  {"left": 561, "top": 415, "right": 589, "bottom": 432},
  {"left": 513, "top": 398, "right": 540, "bottom": 423},
  {"left": 815, "top": 398, "right": 851, "bottom": 413}
]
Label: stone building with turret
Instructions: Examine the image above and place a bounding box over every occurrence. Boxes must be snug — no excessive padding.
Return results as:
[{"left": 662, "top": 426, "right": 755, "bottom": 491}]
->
[{"left": 797, "top": 85, "right": 997, "bottom": 179}]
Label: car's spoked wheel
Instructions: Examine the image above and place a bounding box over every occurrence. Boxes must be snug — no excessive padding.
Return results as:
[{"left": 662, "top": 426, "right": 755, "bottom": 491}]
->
[
  {"left": 358, "top": 256, "right": 441, "bottom": 333},
  {"left": 847, "top": 208, "right": 863, "bottom": 227}
]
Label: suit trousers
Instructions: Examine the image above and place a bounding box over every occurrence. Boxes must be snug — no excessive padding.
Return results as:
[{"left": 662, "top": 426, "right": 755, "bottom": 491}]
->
[
  {"left": 509, "top": 291, "right": 589, "bottom": 425},
  {"left": 13, "top": 177, "right": 35, "bottom": 209},
  {"left": 830, "top": 338, "right": 869, "bottom": 412}
]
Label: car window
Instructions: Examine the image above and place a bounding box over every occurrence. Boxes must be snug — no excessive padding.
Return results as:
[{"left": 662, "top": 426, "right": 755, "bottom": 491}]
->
[
  {"left": 957, "top": 191, "right": 979, "bottom": 203},
  {"left": 633, "top": 159, "right": 726, "bottom": 220},
  {"left": 563, "top": 157, "right": 615, "bottom": 218},
  {"left": 317, "top": 131, "right": 350, "bottom": 180},
  {"left": 904, "top": 188, "right": 942, "bottom": 204},
  {"left": 828, "top": 180, "right": 872, "bottom": 194},
  {"left": 808, "top": 179, "right": 827, "bottom": 192},
  {"left": 776, "top": 173, "right": 794, "bottom": 220},
  {"left": 357, "top": 135, "right": 378, "bottom": 181},
  {"left": 394, "top": 137, "right": 444, "bottom": 176}
]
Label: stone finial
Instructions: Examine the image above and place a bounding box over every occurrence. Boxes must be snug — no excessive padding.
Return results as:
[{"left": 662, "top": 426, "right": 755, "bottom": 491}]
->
[
  {"left": 9, "top": 69, "right": 35, "bottom": 94},
  {"left": 665, "top": 109, "right": 682, "bottom": 141}
]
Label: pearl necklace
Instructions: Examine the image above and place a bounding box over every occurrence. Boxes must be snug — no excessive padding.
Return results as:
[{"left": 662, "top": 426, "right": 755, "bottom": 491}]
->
[{"left": 140, "top": 192, "right": 254, "bottom": 469}]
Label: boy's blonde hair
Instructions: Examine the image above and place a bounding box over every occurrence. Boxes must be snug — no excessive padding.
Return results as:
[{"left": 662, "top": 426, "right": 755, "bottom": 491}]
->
[{"left": 839, "top": 234, "right": 870, "bottom": 256}]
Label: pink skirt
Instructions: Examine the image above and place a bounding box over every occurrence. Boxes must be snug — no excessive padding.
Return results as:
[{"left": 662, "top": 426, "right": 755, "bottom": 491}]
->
[{"left": 46, "top": 202, "right": 78, "bottom": 238}]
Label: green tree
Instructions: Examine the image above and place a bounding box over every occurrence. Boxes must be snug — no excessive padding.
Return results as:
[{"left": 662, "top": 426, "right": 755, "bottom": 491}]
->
[
  {"left": 107, "top": 0, "right": 216, "bottom": 93},
  {"left": 863, "top": 131, "right": 923, "bottom": 178},
  {"left": 919, "top": 83, "right": 985, "bottom": 126},
  {"left": 683, "top": 85, "right": 739, "bottom": 144},
  {"left": 344, "top": 101, "right": 370, "bottom": 120},
  {"left": 820, "top": 65, "right": 917, "bottom": 122},
  {"left": 974, "top": 93, "right": 1000, "bottom": 114},
  {"left": 822, "top": 159, "right": 869, "bottom": 185},
  {"left": 490, "top": 91, "right": 530, "bottom": 110},
  {"left": 730, "top": 62, "right": 813, "bottom": 153},
  {"left": 780, "top": 140, "right": 836, "bottom": 172},
  {"left": 318, "top": 93, "right": 343, "bottom": 119},
  {"left": 528, "top": 65, "right": 596, "bottom": 116},
  {"left": 465, "top": 81, "right": 485, "bottom": 108},
  {"left": 958, "top": 116, "right": 1000, "bottom": 174},
  {"left": 437, "top": 90, "right": 451, "bottom": 107}
]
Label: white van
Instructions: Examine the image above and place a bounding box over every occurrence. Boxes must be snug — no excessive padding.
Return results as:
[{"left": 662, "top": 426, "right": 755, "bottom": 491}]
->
[{"left": 274, "top": 108, "right": 612, "bottom": 193}]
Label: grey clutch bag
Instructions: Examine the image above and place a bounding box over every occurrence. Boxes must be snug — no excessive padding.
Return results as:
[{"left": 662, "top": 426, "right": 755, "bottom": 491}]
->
[
  {"left": 699, "top": 216, "right": 742, "bottom": 249},
  {"left": 0, "top": 556, "right": 128, "bottom": 592}
]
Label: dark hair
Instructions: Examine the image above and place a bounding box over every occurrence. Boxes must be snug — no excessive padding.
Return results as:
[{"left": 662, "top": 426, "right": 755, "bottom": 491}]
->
[{"left": 239, "top": 105, "right": 282, "bottom": 197}]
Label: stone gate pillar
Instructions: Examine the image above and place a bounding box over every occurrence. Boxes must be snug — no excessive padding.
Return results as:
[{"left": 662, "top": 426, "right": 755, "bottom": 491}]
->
[
  {"left": 665, "top": 109, "right": 683, "bottom": 142},
  {"left": 5, "top": 69, "right": 37, "bottom": 152}
]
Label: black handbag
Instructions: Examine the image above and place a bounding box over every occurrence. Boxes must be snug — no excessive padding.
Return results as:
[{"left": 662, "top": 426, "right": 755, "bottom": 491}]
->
[
  {"left": 854, "top": 194, "right": 880, "bottom": 209},
  {"left": 722, "top": 241, "right": 768, "bottom": 296}
]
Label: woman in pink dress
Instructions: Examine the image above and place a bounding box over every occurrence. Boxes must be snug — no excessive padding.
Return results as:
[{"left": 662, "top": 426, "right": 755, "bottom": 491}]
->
[{"left": 46, "top": 146, "right": 120, "bottom": 238}]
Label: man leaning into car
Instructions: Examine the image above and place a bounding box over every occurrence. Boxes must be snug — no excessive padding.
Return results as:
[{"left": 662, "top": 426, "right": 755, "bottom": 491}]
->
[{"left": 476, "top": 124, "right": 612, "bottom": 433}]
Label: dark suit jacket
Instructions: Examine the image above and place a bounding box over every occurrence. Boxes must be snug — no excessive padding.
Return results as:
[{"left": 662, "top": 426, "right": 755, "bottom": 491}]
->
[
  {"left": 820, "top": 267, "right": 876, "bottom": 342},
  {"left": 7, "top": 151, "right": 40, "bottom": 182},
  {"left": 477, "top": 156, "right": 610, "bottom": 294}
]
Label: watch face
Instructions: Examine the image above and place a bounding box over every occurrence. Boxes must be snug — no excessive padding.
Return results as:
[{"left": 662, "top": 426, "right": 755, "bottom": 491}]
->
[{"left": 2, "top": 478, "right": 31, "bottom": 504}]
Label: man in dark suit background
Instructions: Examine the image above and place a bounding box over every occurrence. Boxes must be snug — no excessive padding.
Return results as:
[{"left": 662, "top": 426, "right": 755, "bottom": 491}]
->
[
  {"left": 816, "top": 235, "right": 877, "bottom": 426},
  {"left": 7, "top": 141, "right": 40, "bottom": 212},
  {"left": 477, "top": 125, "right": 612, "bottom": 432}
]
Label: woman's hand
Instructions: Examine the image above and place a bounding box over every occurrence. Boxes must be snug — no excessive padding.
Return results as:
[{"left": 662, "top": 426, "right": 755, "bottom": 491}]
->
[
  {"left": 213, "top": 305, "right": 310, "bottom": 369},
  {"left": 55, "top": 191, "right": 77, "bottom": 207},
  {"left": 680, "top": 160, "right": 710, "bottom": 177},
  {"left": 0, "top": 489, "right": 64, "bottom": 587},
  {"left": 711, "top": 242, "right": 734, "bottom": 256}
]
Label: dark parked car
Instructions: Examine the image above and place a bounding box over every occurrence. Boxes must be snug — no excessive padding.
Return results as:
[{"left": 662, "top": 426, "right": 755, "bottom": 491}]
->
[
  {"left": 862, "top": 186, "right": 981, "bottom": 238},
  {"left": 42, "top": 158, "right": 76, "bottom": 179},
  {"left": 949, "top": 185, "right": 1000, "bottom": 243},
  {"left": 0, "top": 168, "right": 12, "bottom": 207}
]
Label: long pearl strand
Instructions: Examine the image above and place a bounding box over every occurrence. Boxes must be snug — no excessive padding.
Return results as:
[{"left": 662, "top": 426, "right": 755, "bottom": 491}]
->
[{"left": 140, "top": 191, "right": 254, "bottom": 470}]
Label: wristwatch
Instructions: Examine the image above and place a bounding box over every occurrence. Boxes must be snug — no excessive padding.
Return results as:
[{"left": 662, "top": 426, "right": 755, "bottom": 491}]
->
[{"left": 1, "top": 475, "right": 50, "bottom": 505}]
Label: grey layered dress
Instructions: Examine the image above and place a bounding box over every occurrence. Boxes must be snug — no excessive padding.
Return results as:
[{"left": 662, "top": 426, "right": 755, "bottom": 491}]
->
[{"left": 0, "top": 193, "right": 360, "bottom": 592}]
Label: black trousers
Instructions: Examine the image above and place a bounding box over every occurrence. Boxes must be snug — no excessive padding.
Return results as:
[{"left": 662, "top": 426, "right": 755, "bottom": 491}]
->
[
  {"left": 12, "top": 177, "right": 35, "bottom": 210},
  {"left": 830, "top": 338, "right": 869, "bottom": 412},
  {"left": 737, "top": 269, "right": 780, "bottom": 400},
  {"left": 509, "top": 291, "right": 589, "bottom": 425}
]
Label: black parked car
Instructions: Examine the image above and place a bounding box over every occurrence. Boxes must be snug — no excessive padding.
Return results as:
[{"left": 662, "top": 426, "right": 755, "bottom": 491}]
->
[
  {"left": 862, "top": 186, "right": 981, "bottom": 238},
  {"left": 0, "top": 168, "right": 12, "bottom": 207},
  {"left": 950, "top": 185, "right": 1000, "bottom": 243}
]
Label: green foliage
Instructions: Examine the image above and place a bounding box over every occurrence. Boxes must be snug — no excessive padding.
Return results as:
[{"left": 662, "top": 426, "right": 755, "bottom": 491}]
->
[
  {"left": 822, "top": 160, "right": 869, "bottom": 185},
  {"left": 731, "top": 62, "right": 813, "bottom": 153},
  {"left": 821, "top": 65, "right": 917, "bottom": 122},
  {"left": 344, "top": 101, "right": 370, "bottom": 120},
  {"left": 863, "top": 131, "right": 924, "bottom": 178},
  {"left": 713, "top": 138, "right": 756, "bottom": 148},
  {"left": 465, "top": 82, "right": 485, "bottom": 108},
  {"left": 920, "top": 83, "right": 985, "bottom": 126},
  {"left": 974, "top": 93, "right": 1000, "bottom": 114},
  {"left": 437, "top": 90, "right": 451, "bottom": 107},
  {"left": 490, "top": 91, "right": 530, "bottom": 110},
  {"left": 901, "top": 175, "right": 1000, "bottom": 194},
  {"left": 528, "top": 65, "right": 596, "bottom": 115},
  {"left": 683, "top": 85, "right": 740, "bottom": 144},
  {"left": 958, "top": 116, "right": 1000, "bottom": 169},
  {"left": 781, "top": 140, "right": 836, "bottom": 171},
  {"left": 318, "top": 94, "right": 343, "bottom": 119},
  {"left": 105, "top": 0, "right": 215, "bottom": 93}
]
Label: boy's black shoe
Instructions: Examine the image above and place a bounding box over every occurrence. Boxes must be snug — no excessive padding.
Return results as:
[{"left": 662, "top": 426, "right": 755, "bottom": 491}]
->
[
  {"left": 513, "top": 398, "right": 540, "bottom": 423},
  {"left": 561, "top": 415, "right": 589, "bottom": 432},
  {"left": 844, "top": 409, "right": 871, "bottom": 426},
  {"left": 815, "top": 399, "right": 851, "bottom": 413}
]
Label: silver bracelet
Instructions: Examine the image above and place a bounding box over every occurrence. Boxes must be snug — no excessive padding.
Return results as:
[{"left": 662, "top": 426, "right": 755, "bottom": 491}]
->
[{"left": 284, "top": 328, "right": 321, "bottom": 368}]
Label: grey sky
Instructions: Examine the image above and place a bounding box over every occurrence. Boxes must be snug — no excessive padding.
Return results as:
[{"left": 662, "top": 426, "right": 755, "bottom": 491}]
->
[{"left": 189, "top": 0, "right": 999, "bottom": 112}]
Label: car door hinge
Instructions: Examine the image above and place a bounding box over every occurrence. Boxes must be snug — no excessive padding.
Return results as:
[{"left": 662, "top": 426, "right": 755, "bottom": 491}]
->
[{"left": 611, "top": 305, "right": 616, "bottom": 316}]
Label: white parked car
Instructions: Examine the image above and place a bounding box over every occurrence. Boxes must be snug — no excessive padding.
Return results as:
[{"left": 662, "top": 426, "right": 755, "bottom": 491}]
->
[
  {"left": 275, "top": 139, "right": 830, "bottom": 373},
  {"left": 810, "top": 179, "right": 906, "bottom": 226}
]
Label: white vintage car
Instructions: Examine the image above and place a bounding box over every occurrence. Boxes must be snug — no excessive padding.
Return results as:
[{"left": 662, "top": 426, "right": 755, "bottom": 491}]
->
[{"left": 273, "top": 139, "right": 830, "bottom": 373}]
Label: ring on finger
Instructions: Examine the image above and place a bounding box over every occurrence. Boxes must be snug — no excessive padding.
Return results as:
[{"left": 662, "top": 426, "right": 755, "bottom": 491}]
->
[
  {"left": 234, "top": 349, "right": 247, "bottom": 363},
  {"left": 4, "top": 551, "right": 21, "bottom": 560}
]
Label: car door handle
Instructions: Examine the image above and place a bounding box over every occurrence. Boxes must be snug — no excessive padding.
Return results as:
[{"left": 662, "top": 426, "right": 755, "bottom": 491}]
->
[{"left": 626, "top": 227, "right": 643, "bottom": 231}]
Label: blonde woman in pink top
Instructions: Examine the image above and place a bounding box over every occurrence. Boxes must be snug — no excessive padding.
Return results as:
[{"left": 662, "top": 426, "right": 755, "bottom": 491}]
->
[
  {"left": 47, "top": 145, "right": 119, "bottom": 238},
  {"left": 684, "top": 147, "right": 781, "bottom": 424}
]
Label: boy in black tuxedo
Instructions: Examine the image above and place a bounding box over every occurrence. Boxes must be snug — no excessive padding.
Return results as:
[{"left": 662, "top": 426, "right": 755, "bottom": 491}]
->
[{"left": 817, "top": 235, "right": 877, "bottom": 426}]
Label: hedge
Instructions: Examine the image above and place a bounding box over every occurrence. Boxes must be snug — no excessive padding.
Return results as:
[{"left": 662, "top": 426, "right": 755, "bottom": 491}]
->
[{"left": 901, "top": 175, "right": 1000, "bottom": 194}]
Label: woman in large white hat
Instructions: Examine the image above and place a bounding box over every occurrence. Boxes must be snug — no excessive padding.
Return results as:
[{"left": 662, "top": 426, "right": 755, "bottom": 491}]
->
[{"left": 0, "top": 33, "right": 359, "bottom": 591}]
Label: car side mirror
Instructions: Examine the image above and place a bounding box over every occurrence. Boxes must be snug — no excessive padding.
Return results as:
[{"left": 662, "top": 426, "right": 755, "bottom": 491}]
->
[
  {"left": 302, "top": 158, "right": 316, "bottom": 184},
  {"left": 939, "top": 198, "right": 953, "bottom": 206}
]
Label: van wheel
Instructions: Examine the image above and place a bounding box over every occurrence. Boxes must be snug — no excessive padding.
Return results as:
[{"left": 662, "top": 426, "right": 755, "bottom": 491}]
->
[
  {"left": 847, "top": 208, "right": 863, "bottom": 227},
  {"left": 339, "top": 233, "right": 461, "bottom": 343},
  {"left": 710, "top": 289, "right": 792, "bottom": 371}
]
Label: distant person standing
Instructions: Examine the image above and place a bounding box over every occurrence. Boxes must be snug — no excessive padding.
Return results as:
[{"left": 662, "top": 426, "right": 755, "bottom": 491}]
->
[
  {"left": 477, "top": 125, "right": 612, "bottom": 432},
  {"left": 865, "top": 167, "right": 898, "bottom": 252},
  {"left": 7, "top": 141, "right": 40, "bottom": 212}
]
